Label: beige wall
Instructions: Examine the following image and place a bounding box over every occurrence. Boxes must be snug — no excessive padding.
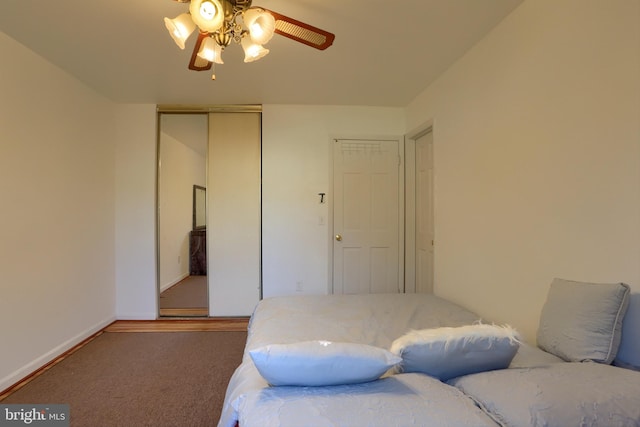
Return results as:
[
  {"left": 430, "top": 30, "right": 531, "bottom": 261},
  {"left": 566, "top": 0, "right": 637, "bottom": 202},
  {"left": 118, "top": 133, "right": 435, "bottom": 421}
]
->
[
  {"left": 114, "top": 104, "right": 406, "bottom": 318},
  {"left": 0, "top": 32, "right": 117, "bottom": 390},
  {"left": 114, "top": 104, "right": 157, "bottom": 319},
  {"left": 406, "top": 0, "right": 640, "bottom": 342},
  {"left": 262, "top": 105, "right": 406, "bottom": 296}
]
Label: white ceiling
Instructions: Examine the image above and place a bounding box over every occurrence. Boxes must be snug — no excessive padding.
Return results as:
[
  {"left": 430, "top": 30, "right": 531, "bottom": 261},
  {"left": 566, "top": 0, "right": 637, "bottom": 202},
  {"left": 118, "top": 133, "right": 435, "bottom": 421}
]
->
[{"left": 0, "top": 0, "right": 524, "bottom": 107}]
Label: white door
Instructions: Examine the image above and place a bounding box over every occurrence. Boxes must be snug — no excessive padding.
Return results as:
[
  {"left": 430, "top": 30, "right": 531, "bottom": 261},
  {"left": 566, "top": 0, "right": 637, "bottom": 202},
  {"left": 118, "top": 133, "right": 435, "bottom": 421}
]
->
[
  {"left": 333, "top": 139, "right": 402, "bottom": 294},
  {"left": 415, "top": 130, "right": 434, "bottom": 293}
]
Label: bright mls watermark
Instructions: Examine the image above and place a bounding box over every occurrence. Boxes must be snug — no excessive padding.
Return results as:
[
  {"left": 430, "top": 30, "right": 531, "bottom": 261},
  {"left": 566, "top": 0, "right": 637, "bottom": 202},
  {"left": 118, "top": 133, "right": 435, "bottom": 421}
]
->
[{"left": 0, "top": 405, "right": 69, "bottom": 427}]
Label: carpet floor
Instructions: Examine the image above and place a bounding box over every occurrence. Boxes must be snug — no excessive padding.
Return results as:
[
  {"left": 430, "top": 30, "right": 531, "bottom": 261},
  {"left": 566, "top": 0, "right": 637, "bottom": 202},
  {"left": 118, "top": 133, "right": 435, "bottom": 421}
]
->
[
  {"left": 2, "top": 331, "right": 246, "bottom": 427},
  {"left": 160, "top": 275, "right": 208, "bottom": 309}
]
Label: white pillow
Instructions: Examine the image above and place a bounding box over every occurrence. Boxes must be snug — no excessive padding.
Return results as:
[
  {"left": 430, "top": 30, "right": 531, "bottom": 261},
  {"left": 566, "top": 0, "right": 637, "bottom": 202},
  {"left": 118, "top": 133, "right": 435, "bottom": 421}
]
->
[
  {"left": 249, "top": 341, "right": 401, "bottom": 386},
  {"left": 390, "top": 324, "right": 520, "bottom": 381}
]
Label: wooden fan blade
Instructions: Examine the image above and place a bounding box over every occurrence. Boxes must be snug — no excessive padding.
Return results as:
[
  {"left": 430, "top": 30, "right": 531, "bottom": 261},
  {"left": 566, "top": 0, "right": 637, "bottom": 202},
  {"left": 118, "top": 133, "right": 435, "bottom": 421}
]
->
[
  {"left": 265, "top": 10, "right": 335, "bottom": 50},
  {"left": 188, "top": 32, "right": 213, "bottom": 71}
]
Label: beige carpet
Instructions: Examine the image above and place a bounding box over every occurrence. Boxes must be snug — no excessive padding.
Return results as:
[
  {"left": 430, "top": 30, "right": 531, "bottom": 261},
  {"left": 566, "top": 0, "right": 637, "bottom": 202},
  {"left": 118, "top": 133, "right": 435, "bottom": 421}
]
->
[
  {"left": 160, "top": 276, "right": 208, "bottom": 309},
  {"left": 2, "top": 331, "right": 246, "bottom": 427}
]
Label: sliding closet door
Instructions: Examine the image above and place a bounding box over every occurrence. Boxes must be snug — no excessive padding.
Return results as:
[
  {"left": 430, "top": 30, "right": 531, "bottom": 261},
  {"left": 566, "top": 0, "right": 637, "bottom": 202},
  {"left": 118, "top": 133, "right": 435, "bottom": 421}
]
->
[{"left": 207, "top": 112, "right": 261, "bottom": 316}]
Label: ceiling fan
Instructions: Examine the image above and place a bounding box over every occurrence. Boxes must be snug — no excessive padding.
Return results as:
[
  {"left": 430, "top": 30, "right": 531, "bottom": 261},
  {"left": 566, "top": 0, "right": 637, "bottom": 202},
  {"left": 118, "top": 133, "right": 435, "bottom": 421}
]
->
[{"left": 164, "top": 0, "right": 335, "bottom": 79}]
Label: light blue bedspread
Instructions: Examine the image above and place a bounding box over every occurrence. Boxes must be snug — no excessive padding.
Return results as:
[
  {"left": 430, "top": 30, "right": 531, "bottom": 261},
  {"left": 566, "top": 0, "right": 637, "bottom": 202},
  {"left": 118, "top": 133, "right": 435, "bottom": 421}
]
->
[
  {"left": 234, "top": 372, "right": 498, "bottom": 427},
  {"left": 218, "top": 293, "right": 490, "bottom": 427}
]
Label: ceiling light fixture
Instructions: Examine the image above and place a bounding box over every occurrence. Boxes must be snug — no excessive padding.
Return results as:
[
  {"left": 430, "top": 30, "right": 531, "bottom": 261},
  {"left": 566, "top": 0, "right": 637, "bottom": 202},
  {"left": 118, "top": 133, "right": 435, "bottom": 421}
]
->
[
  {"left": 164, "top": 0, "right": 335, "bottom": 80},
  {"left": 164, "top": 13, "right": 197, "bottom": 50}
]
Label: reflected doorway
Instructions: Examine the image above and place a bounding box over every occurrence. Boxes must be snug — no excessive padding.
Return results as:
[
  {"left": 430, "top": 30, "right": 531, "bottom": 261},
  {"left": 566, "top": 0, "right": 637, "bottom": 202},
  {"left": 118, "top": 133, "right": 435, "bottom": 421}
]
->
[{"left": 157, "top": 113, "right": 209, "bottom": 317}]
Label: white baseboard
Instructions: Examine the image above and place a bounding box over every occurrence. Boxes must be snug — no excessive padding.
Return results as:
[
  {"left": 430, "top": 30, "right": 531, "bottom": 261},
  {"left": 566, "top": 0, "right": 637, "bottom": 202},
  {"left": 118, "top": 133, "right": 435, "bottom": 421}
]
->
[
  {"left": 0, "top": 315, "right": 117, "bottom": 393},
  {"left": 115, "top": 312, "right": 157, "bottom": 320}
]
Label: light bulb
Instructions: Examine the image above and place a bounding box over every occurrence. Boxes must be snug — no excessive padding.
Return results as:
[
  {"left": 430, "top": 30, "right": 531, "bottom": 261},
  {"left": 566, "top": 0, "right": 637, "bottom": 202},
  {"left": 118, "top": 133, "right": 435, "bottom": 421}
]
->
[
  {"left": 189, "top": 0, "right": 225, "bottom": 32},
  {"left": 250, "top": 23, "right": 265, "bottom": 40},
  {"left": 199, "top": 1, "right": 217, "bottom": 20}
]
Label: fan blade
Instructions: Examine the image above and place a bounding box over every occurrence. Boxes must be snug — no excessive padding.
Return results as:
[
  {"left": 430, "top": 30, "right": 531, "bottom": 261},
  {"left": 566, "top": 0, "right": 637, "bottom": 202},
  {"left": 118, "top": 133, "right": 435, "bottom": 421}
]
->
[
  {"left": 265, "top": 10, "right": 335, "bottom": 50},
  {"left": 188, "top": 32, "right": 213, "bottom": 71}
]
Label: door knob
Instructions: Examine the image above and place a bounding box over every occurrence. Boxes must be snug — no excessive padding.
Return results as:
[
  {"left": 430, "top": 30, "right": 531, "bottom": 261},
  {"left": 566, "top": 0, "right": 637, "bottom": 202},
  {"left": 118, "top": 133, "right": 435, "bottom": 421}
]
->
[{"left": 335, "top": 234, "right": 342, "bottom": 241}]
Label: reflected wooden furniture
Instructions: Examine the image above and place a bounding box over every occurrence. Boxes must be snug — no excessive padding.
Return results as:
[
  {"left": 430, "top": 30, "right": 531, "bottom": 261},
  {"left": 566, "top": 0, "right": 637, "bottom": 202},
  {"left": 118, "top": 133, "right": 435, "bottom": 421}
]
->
[{"left": 189, "top": 229, "right": 207, "bottom": 275}]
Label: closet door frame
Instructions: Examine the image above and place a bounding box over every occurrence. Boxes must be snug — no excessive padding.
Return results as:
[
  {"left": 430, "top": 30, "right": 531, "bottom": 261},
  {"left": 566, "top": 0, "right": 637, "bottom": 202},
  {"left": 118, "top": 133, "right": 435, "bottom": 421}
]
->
[{"left": 156, "top": 105, "right": 262, "bottom": 317}]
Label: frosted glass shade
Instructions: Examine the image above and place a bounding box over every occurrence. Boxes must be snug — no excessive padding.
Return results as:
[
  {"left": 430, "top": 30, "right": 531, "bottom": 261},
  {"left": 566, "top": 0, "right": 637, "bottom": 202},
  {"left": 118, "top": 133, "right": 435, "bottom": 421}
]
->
[
  {"left": 164, "top": 13, "right": 196, "bottom": 50},
  {"left": 197, "top": 37, "right": 224, "bottom": 64},
  {"left": 243, "top": 8, "right": 276, "bottom": 45},
  {"left": 241, "top": 37, "right": 269, "bottom": 63}
]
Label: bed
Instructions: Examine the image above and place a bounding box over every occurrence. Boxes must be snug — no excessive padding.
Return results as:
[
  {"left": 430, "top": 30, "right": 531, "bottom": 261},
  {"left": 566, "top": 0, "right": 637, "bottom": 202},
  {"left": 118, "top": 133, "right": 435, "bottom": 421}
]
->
[{"left": 218, "top": 279, "right": 640, "bottom": 427}]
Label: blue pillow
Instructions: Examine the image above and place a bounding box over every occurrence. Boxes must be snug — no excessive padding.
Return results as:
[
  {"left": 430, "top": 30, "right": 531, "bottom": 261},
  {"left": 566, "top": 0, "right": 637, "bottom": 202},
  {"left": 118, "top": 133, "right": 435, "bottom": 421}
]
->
[
  {"left": 537, "top": 278, "right": 630, "bottom": 363},
  {"left": 249, "top": 341, "right": 401, "bottom": 386},
  {"left": 390, "top": 324, "right": 520, "bottom": 381},
  {"left": 615, "top": 293, "right": 640, "bottom": 370}
]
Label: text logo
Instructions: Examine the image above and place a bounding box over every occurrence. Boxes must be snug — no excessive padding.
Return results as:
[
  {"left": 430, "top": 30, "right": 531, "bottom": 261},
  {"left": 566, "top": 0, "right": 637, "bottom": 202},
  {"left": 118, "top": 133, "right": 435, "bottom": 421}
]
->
[{"left": 0, "top": 405, "right": 69, "bottom": 427}]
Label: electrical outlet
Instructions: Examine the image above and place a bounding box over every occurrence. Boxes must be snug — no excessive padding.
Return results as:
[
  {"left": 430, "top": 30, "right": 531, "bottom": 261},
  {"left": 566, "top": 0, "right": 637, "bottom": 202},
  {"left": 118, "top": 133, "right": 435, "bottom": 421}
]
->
[{"left": 296, "top": 281, "right": 303, "bottom": 292}]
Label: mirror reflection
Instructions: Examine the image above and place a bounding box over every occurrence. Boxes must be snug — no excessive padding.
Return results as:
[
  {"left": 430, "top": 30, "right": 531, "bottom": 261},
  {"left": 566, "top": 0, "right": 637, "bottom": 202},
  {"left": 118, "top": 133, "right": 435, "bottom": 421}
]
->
[
  {"left": 193, "top": 185, "right": 206, "bottom": 230},
  {"left": 157, "top": 113, "right": 209, "bottom": 317}
]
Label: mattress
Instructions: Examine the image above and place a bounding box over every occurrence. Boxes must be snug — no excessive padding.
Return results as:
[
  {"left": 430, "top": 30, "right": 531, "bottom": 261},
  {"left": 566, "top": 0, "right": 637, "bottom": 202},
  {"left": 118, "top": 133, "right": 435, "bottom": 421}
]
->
[
  {"left": 218, "top": 293, "right": 640, "bottom": 427},
  {"left": 219, "top": 293, "right": 491, "bottom": 427}
]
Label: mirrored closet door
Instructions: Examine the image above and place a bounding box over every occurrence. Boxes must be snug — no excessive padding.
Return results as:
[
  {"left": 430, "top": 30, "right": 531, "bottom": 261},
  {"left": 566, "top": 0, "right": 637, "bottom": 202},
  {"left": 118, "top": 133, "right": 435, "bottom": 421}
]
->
[{"left": 156, "top": 107, "right": 262, "bottom": 318}]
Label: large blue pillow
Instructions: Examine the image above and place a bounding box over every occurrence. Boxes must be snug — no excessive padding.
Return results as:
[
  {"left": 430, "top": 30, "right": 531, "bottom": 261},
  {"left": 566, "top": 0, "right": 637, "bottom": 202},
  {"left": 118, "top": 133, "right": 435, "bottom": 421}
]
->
[
  {"left": 249, "top": 341, "right": 401, "bottom": 386},
  {"left": 537, "top": 278, "right": 630, "bottom": 363},
  {"left": 390, "top": 324, "right": 520, "bottom": 381},
  {"left": 450, "top": 362, "right": 640, "bottom": 426}
]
